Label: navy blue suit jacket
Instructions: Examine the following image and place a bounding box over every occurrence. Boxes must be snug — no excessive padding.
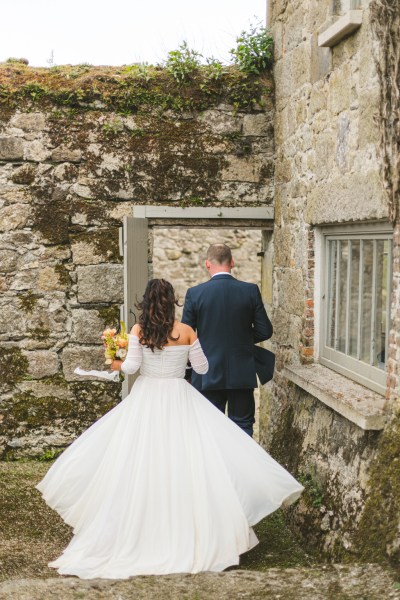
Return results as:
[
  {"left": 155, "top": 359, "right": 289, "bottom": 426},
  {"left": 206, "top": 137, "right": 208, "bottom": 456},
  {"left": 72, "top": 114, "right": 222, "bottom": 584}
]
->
[{"left": 181, "top": 274, "right": 273, "bottom": 391}]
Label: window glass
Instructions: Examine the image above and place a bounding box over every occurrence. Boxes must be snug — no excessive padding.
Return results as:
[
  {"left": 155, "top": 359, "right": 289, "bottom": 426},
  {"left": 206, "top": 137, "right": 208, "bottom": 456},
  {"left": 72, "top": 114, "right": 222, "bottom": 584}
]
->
[
  {"left": 322, "top": 227, "right": 392, "bottom": 394},
  {"left": 349, "top": 240, "right": 360, "bottom": 358}
]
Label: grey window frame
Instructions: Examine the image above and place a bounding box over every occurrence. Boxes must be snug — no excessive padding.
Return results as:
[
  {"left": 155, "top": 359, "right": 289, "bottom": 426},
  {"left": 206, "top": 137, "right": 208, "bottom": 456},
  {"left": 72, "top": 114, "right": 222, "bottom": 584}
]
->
[{"left": 320, "top": 222, "right": 393, "bottom": 396}]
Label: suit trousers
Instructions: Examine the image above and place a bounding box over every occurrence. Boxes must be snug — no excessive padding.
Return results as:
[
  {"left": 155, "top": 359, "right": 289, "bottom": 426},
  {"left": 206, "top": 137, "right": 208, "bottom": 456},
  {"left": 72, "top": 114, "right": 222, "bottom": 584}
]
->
[{"left": 201, "top": 389, "right": 255, "bottom": 437}]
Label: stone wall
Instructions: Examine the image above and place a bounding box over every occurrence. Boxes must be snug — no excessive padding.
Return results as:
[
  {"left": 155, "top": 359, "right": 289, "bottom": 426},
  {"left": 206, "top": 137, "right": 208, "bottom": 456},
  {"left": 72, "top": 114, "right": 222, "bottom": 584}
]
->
[
  {"left": 0, "top": 63, "right": 273, "bottom": 459},
  {"left": 267, "top": 0, "right": 398, "bottom": 562}
]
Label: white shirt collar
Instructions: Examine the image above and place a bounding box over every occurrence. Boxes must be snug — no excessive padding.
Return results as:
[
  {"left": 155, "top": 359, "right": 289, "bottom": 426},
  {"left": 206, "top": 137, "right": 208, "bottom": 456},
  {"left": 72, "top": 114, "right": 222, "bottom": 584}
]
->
[{"left": 211, "top": 272, "right": 233, "bottom": 277}]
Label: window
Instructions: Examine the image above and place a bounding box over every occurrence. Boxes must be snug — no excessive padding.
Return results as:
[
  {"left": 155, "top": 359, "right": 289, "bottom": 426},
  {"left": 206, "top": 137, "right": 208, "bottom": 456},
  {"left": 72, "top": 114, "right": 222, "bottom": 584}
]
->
[{"left": 320, "top": 223, "right": 392, "bottom": 395}]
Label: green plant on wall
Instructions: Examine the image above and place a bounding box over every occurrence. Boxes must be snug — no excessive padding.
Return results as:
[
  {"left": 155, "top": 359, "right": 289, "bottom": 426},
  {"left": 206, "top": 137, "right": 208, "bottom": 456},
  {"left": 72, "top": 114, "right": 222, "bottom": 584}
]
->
[
  {"left": 298, "top": 472, "right": 324, "bottom": 508},
  {"left": 165, "top": 41, "right": 202, "bottom": 82},
  {"left": 230, "top": 23, "right": 274, "bottom": 75}
]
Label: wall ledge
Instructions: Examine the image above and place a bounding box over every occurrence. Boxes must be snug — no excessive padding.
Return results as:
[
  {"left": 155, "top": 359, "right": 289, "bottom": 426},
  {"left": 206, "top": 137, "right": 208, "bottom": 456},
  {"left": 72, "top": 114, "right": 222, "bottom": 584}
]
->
[
  {"left": 282, "top": 363, "right": 387, "bottom": 431},
  {"left": 318, "top": 10, "right": 363, "bottom": 48}
]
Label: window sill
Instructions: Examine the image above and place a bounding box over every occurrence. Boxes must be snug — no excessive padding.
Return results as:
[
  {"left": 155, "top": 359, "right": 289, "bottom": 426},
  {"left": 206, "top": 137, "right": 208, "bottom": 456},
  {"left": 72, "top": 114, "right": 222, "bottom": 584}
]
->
[
  {"left": 282, "top": 363, "right": 387, "bottom": 431},
  {"left": 318, "top": 10, "right": 363, "bottom": 48}
]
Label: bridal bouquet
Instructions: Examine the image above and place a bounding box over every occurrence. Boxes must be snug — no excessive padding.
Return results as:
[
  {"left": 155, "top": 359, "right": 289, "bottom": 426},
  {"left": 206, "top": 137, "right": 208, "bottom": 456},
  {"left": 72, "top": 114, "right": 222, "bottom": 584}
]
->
[
  {"left": 102, "top": 321, "right": 129, "bottom": 365},
  {"left": 73, "top": 321, "right": 129, "bottom": 382}
]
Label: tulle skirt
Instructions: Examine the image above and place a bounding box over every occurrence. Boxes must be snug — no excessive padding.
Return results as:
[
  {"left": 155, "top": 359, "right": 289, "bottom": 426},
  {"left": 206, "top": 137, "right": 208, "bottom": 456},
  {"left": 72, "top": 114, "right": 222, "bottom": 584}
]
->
[{"left": 36, "top": 375, "right": 303, "bottom": 579}]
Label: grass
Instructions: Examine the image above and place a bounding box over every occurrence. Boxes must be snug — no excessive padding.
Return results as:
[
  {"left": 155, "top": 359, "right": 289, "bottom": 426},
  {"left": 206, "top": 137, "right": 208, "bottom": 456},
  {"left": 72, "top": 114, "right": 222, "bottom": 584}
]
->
[{"left": 0, "top": 461, "right": 316, "bottom": 582}]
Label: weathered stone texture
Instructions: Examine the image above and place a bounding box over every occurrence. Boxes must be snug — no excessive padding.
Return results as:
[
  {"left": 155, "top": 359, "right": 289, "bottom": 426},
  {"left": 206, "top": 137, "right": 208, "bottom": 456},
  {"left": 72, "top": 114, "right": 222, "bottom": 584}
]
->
[
  {"left": 70, "top": 309, "right": 108, "bottom": 344},
  {"left": 61, "top": 345, "right": 106, "bottom": 381},
  {"left": 0, "top": 137, "right": 24, "bottom": 160},
  {"left": 269, "top": 0, "right": 393, "bottom": 561},
  {"left": 23, "top": 350, "right": 59, "bottom": 379},
  {"left": 77, "top": 265, "right": 124, "bottom": 303},
  {"left": 10, "top": 112, "right": 46, "bottom": 131}
]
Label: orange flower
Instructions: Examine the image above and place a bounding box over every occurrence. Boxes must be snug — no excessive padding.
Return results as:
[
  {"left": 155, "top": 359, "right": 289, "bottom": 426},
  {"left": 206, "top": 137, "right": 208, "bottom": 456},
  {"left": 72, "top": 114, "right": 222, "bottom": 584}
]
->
[
  {"left": 117, "top": 338, "right": 128, "bottom": 348},
  {"left": 102, "top": 328, "right": 117, "bottom": 338}
]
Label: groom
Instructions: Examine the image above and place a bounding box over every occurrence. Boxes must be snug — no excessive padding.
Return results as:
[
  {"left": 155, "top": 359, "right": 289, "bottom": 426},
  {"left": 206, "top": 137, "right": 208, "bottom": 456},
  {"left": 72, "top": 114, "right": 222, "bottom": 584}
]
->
[{"left": 182, "top": 243, "right": 273, "bottom": 437}]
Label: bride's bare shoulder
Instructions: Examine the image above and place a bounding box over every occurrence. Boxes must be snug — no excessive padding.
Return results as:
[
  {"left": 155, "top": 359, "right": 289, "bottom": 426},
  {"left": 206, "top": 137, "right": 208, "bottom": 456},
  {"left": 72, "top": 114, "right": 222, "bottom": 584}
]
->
[{"left": 176, "top": 322, "right": 197, "bottom": 344}]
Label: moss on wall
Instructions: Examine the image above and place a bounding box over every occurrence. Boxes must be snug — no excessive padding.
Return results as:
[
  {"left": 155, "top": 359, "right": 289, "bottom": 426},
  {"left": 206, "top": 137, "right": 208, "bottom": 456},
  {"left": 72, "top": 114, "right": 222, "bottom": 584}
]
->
[
  {"left": 0, "top": 348, "right": 29, "bottom": 390},
  {"left": 18, "top": 291, "right": 39, "bottom": 312},
  {"left": 71, "top": 228, "right": 122, "bottom": 263},
  {"left": 1, "top": 380, "right": 122, "bottom": 460},
  {"left": 355, "top": 411, "right": 400, "bottom": 569},
  {"left": 97, "top": 305, "right": 121, "bottom": 327},
  {"left": 0, "top": 63, "right": 270, "bottom": 117}
]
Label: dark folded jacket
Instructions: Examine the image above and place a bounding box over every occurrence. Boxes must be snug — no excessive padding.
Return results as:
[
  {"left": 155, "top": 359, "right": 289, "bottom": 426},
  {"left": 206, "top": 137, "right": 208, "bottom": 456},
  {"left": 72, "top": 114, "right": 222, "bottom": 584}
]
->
[{"left": 254, "top": 345, "right": 275, "bottom": 385}]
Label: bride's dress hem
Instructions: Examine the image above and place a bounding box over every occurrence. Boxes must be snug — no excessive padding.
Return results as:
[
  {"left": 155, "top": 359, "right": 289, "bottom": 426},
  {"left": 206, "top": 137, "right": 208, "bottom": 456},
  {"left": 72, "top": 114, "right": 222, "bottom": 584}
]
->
[{"left": 36, "top": 484, "right": 302, "bottom": 579}]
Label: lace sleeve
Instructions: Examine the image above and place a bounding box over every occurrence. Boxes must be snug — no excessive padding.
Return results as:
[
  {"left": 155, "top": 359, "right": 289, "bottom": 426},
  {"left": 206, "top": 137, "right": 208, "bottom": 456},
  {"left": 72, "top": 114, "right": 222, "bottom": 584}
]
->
[
  {"left": 189, "top": 339, "right": 209, "bottom": 374},
  {"left": 121, "top": 335, "right": 143, "bottom": 375}
]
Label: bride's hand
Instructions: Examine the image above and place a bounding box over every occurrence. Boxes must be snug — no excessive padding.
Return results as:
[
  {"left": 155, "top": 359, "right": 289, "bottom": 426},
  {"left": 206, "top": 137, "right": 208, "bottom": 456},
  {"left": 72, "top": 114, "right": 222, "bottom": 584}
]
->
[{"left": 111, "top": 360, "right": 123, "bottom": 371}]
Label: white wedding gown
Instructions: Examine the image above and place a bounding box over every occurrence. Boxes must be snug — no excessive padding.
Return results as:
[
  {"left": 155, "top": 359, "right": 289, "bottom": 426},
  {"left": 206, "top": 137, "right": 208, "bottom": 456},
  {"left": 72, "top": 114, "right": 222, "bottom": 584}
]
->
[{"left": 36, "top": 336, "right": 303, "bottom": 579}]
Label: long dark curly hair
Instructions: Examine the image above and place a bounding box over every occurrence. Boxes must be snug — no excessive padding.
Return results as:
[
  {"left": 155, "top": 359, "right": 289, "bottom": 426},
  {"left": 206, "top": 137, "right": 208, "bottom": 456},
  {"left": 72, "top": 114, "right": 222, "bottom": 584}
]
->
[{"left": 136, "top": 279, "right": 181, "bottom": 351}]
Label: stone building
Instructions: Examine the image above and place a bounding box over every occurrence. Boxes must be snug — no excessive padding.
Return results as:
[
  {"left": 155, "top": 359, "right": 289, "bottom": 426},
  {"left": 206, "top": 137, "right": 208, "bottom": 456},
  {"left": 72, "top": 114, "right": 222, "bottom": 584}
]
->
[
  {"left": 265, "top": 0, "right": 399, "bottom": 565},
  {"left": 0, "top": 0, "right": 398, "bottom": 568}
]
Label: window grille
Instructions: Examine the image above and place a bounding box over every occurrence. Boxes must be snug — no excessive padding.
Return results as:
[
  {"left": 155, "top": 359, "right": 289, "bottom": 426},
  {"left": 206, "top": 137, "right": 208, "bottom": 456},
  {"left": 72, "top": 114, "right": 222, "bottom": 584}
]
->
[{"left": 320, "top": 223, "right": 392, "bottom": 395}]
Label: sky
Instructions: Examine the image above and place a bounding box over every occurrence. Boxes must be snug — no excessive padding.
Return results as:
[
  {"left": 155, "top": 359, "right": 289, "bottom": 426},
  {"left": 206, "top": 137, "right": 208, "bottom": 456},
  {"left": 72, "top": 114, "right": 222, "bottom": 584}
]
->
[{"left": 0, "top": 0, "right": 267, "bottom": 68}]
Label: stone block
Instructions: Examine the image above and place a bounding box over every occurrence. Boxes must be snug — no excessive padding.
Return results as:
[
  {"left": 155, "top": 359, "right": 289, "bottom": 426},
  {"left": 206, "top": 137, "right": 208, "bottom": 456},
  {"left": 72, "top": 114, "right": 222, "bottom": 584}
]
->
[
  {"left": 51, "top": 145, "right": 82, "bottom": 162},
  {"left": 314, "top": 129, "right": 336, "bottom": 179},
  {"left": 272, "top": 307, "right": 302, "bottom": 347},
  {"left": 73, "top": 183, "right": 93, "bottom": 198},
  {"left": 358, "top": 89, "right": 380, "bottom": 148},
  {"left": 309, "top": 82, "right": 328, "bottom": 116},
  {"left": 11, "top": 164, "right": 37, "bottom": 185},
  {"left": 0, "top": 302, "right": 24, "bottom": 335},
  {"left": 10, "top": 112, "right": 46, "bottom": 131},
  {"left": 274, "top": 227, "right": 294, "bottom": 267},
  {"left": 0, "top": 204, "right": 30, "bottom": 231},
  {"left": 16, "top": 379, "right": 73, "bottom": 400},
  {"left": 310, "top": 32, "right": 332, "bottom": 84},
  {"left": 0, "top": 137, "right": 24, "bottom": 160},
  {"left": 277, "top": 268, "right": 304, "bottom": 317},
  {"left": 328, "top": 62, "right": 351, "bottom": 115},
  {"left": 71, "top": 309, "right": 107, "bottom": 343},
  {"left": 24, "top": 141, "right": 51, "bottom": 162},
  {"left": 0, "top": 249, "right": 18, "bottom": 272},
  {"left": 221, "top": 156, "right": 263, "bottom": 183},
  {"left": 305, "top": 172, "right": 389, "bottom": 224},
  {"left": 37, "top": 266, "right": 67, "bottom": 291},
  {"left": 61, "top": 344, "right": 108, "bottom": 381},
  {"left": 242, "top": 114, "right": 272, "bottom": 137},
  {"left": 0, "top": 185, "right": 30, "bottom": 204},
  {"left": 335, "top": 112, "right": 350, "bottom": 172},
  {"left": 71, "top": 241, "right": 104, "bottom": 265},
  {"left": 23, "top": 350, "right": 59, "bottom": 378},
  {"left": 77, "top": 265, "right": 124, "bottom": 303},
  {"left": 198, "top": 110, "right": 242, "bottom": 135}
]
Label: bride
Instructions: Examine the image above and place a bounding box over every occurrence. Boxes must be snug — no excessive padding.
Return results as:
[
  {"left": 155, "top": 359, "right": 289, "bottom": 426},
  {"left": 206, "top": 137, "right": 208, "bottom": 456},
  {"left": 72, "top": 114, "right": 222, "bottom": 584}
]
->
[{"left": 36, "top": 278, "right": 303, "bottom": 579}]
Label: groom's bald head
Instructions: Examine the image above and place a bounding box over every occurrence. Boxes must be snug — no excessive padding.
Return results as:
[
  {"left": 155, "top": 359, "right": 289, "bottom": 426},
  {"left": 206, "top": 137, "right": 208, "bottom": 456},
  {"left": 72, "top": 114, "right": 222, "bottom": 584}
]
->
[{"left": 206, "top": 243, "right": 232, "bottom": 266}]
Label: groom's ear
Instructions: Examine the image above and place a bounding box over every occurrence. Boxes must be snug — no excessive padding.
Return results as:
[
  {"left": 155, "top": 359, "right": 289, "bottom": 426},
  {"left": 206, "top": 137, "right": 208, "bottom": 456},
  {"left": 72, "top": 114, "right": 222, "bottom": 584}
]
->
[
  {"left": 205, "top": 259, "right": 211, "bottom": 270},
  {"left": 230, "top": 259, "right": 234, "bottom": 268}
]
